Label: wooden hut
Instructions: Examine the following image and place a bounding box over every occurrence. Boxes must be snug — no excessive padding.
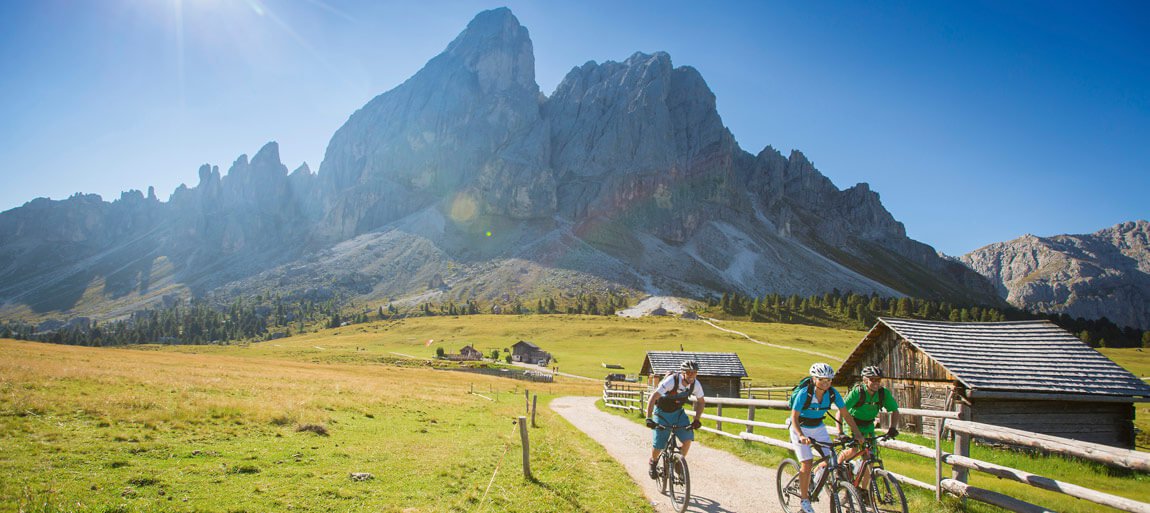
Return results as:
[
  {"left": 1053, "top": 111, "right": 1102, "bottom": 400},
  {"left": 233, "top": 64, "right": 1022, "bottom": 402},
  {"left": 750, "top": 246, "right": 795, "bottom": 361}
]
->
[
  {"left": 640, "top": 351, "right": 748, "bottom": 398},
  {"left": 835, "top": 317, "right": 1150, "bottom": 448},
  {"left": 511, "top": 340, "right": 551, "bottom": 366}
]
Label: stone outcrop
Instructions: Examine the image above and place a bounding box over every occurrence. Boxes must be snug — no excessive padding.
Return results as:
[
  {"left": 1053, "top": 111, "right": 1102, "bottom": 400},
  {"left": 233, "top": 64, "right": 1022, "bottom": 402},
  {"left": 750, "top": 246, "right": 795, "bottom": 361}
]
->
[
  {"left": 318, "top": 7, "right": 554, "bottom": 241},
  {"left": 961, "top": 220, "right": 1150, "bottom": 330},
  {"left": 1, "top": 8, "right": 1014, "bottom": 321}
]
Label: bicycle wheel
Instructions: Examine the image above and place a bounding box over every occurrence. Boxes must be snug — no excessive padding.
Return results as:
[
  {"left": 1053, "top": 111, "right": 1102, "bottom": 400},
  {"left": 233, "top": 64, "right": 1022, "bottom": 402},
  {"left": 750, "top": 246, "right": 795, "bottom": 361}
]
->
[
  {"left": 776, "top": 458, "right": 802, "bottom": 513},
  {"left": 668, "top": 453, "right": 690, "bottom": 513},
  {"left": 826, "top": 480, "right": 865, "bottom": 513},
  {"left": 870, "top": 469, "right": 908, "bottom": 513}
]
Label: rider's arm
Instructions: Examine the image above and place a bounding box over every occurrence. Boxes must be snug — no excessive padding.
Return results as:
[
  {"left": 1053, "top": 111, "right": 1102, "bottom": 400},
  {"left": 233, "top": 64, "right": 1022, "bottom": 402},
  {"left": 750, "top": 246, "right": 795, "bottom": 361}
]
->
[
  {"left": 646, "top": 391, "right": 661, "bottom": 419},
  {"left": 834, "top": 392, "right": 864, "bottom": 443},
  {"left": 692, "top": 396, "right": 705, "bottom": 424},
  {"left": 789, "top": 408, "right": 809, "bottom": 443}
]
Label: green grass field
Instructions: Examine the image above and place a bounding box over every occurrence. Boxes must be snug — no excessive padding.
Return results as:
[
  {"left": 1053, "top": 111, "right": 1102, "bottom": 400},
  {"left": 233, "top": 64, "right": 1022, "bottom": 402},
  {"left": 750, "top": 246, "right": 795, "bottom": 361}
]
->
[
  {"left": 4, "top": 315, "right": 1148, "bottom": 513},
  {"left": 0, "top": 339, "right": 645, "bottom": 512}
]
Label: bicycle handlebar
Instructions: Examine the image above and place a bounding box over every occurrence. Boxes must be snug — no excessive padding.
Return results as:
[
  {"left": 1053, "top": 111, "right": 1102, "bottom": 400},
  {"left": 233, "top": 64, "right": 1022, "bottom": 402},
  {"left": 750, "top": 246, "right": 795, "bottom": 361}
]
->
[{"left": 652, "top": 424, "right": 695, "bottom": 431}]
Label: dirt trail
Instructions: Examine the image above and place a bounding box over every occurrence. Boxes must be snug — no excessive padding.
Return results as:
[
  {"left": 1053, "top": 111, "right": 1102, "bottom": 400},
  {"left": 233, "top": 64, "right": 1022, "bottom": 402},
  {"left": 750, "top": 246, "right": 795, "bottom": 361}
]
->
[{"left": 551, "top": 396, "right": 783, "bottom": 513}]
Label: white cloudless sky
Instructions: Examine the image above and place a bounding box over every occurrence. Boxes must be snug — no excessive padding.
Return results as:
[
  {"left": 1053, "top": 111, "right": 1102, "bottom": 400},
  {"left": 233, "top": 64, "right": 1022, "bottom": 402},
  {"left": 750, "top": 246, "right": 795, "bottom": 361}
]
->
[{"left": 0, "top": 0, "right": 1146, "bottom": 256}]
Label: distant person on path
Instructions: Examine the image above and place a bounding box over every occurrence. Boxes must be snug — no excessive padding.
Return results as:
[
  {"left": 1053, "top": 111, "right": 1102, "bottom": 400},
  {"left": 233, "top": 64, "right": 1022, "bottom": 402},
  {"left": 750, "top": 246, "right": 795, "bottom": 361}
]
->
[
  {"left": 645, "top": 360, "right": 705, "bottom": 479},
  {"left": 838, "top": 366, "right": 900, "bottom": 498},
  {"left": 789, "top": 362, "right": 862, "bottom": 513}
]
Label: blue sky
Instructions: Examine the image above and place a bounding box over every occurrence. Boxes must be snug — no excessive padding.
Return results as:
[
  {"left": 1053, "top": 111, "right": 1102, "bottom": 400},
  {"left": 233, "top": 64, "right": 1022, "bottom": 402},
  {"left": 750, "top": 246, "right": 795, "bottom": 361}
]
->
[{"left": 0, "top": 0, "right": 1146, "bottom": 256}]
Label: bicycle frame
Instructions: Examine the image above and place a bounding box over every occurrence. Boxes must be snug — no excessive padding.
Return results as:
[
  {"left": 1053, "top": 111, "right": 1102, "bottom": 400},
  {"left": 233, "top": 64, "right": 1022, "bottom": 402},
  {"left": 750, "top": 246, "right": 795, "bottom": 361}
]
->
[
  {"left": 839, "top": 435, "right": 908, "bottom": 513},
  {"left": 808, "top": 438, "right": 851, "bottom": 498},
  {"left": 653, "top": 424, "right": 693, "bottom": 513},
  {"left": 840, "top": 435, "right": 886, "bottom": 486}
]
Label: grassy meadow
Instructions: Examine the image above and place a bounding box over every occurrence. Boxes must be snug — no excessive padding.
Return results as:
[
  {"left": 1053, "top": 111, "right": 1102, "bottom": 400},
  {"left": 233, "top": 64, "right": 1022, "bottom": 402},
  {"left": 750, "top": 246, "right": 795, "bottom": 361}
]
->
[
  {"left": 0, "top": 339, "right": 645, "bottom": 513},
  {"left": 158, "top": 315, "right": 864, "bottom": 385},
  {"left": 4, "top": 314, "right": 1148, "bottom": 513}
]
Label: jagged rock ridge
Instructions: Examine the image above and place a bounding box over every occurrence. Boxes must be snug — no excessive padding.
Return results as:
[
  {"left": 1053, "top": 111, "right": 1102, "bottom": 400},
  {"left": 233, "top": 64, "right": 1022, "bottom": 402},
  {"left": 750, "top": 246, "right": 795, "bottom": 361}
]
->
[
  {"left": 961, "top": 220, "right": 1150, "bottom": 330},
  {"left": 0, "top": 8, "right": 1002, "bottom": 322}
]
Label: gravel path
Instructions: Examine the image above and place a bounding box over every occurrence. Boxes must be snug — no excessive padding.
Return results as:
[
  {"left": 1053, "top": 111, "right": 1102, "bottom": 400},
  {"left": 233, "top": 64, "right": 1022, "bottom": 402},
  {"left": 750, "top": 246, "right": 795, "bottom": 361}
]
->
[{"left": 551, "top": 396, "right": 784, "bottom": 513}]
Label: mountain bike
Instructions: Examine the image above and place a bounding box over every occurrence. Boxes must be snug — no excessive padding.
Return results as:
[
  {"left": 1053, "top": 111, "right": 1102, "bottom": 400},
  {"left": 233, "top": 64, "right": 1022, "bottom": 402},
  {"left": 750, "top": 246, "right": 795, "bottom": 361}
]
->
[
  {"left": 653, "top": 424, "right": 693, "bottom": 513},
  {"left": 840, "top": 435, "right": 907, "bottom": 513},
  {"left": 777, "top": 437, "right": 866, "bottom": 513}
]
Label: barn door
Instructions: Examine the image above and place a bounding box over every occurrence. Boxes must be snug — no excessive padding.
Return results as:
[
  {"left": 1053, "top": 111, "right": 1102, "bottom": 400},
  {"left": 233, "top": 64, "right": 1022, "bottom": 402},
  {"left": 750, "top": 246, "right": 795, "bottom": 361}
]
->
[{"left": 919, "top": 384, "right": 951, "bottom": 438}]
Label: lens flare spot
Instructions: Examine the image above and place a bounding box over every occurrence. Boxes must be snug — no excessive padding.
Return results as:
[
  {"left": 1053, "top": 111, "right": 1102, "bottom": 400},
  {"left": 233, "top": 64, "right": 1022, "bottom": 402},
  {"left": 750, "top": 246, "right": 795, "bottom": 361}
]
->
[
  {"left": 485, "top": 231, "right": 493, "bottom": 237},
  {"left": 449, "top": 193, "right": 478, "bottom": 223}
]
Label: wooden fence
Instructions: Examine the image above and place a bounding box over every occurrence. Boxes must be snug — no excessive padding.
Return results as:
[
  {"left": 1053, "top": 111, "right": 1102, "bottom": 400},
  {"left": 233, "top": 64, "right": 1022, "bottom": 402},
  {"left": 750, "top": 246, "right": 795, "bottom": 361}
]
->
[
  {"left": 602, "top": 381, "right": 647, "bottom": 413},
  {"left": 611, "top": 382, "right": 1150, "bottom": 512}
]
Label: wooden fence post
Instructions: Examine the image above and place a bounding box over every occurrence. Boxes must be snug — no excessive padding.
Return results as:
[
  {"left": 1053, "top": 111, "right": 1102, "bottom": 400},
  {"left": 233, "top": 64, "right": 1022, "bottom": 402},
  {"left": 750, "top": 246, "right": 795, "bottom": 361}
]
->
[
  {"left": 716, "top": 403, "right": 723, "bottom": 431},
  {"left": 954, "top": 402, "right": 971, "bottom": 484},
  {"left": 531, "top": 395, "right": 538, "bottom": 428},
  {"left": 518, "top": 416, "right": 532, "bottom": 480},
  {"left": 524, "top": 389, "right": 529, "bottom": 415},
  {"left": 936, "top": 418, "right": 946, "bottom": 502},
  {"left": 747, "top": 405, "right": 756, "bottom": 434}
]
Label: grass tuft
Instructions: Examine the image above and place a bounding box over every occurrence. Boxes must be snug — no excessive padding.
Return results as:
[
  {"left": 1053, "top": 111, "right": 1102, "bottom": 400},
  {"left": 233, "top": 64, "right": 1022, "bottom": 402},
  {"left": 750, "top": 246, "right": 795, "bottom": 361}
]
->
[{"left": 296, "top": 423, "right": 329, "bottom": 436}]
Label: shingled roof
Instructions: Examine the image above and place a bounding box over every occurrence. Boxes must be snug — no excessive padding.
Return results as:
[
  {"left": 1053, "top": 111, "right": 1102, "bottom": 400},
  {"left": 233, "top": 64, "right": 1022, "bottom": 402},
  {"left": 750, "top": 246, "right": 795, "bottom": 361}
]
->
[
  {"left": 842, "top": 318, "right": 1150, "bottom": 399},
  {"left": 641, "top": 352, "right": 748, "bottom": 378}
]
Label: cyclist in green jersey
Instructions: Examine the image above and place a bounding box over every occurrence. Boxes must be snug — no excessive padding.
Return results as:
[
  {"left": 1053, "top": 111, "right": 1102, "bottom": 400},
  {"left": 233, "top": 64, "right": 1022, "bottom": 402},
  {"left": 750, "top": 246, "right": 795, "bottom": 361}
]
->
[{"left": 839, "top": 366, "right": 900, "bottom": 497}]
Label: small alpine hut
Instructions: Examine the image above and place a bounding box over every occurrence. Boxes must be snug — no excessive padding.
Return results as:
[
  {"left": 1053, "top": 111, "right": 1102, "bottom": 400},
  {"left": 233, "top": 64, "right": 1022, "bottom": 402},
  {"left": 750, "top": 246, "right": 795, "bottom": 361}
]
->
[
  {"left": 511, "top": 340, "right": 551, "bottom": 366},
  {"left": 835, "top": 317, "right": 1150, "bottom": 448},
  {"left": 640, "top": 351, "right": 749, "bottom": 398}
]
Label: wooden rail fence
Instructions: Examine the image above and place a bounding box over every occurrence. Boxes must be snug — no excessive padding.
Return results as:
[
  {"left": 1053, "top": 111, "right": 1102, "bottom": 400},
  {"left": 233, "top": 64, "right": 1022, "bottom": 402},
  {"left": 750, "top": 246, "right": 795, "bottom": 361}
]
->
[{"left": 609, "top": 382, "right": 1150, "bottom": 512}]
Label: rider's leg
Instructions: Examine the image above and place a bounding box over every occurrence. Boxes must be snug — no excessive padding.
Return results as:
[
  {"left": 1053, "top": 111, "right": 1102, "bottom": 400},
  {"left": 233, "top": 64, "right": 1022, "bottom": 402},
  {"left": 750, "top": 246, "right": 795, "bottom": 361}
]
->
[{"left": 798, "top": 458, "right": 813, "bottom": 499}]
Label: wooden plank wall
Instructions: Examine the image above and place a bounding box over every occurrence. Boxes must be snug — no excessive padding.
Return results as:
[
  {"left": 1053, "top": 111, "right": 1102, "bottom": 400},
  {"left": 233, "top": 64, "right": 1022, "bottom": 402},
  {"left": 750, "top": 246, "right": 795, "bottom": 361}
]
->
[
  {"left": 871, "top": 330, "right": 955, "bottom": 381},
  {"left": 973, "top": 400, "right": 1136, "bottom": 448},
  {"left": 699, "top": 377, "right": 741, "bottom": 398}
]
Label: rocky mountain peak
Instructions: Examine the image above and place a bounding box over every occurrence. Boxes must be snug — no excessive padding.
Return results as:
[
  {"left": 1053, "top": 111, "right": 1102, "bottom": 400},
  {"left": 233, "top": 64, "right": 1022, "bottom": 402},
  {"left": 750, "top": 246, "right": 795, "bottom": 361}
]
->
[
  {"left": 962, "top": 220, "right": 1150, "bottom": 330},
  {"left": 442, "top": 7, "right": 536, "bottom": 94}
]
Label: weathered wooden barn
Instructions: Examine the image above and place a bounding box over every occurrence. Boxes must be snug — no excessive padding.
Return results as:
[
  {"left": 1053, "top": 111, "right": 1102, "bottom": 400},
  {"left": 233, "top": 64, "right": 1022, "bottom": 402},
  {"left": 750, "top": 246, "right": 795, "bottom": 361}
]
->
[
  {"left": 640, "top": 351, "right": 749, "bottom": 398},
  {"left": 511, "top": 340, "right": 551, "bottom": 365},
  {"left": 835, "top": 318, "right": 1150, "bottom": 448}
]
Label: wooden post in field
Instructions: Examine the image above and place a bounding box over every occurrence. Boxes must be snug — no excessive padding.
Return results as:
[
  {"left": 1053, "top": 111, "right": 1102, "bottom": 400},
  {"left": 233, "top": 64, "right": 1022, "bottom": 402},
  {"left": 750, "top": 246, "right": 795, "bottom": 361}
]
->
[
  {"left": 715, "top": 403, "right": 723, "bottom": 431},
  {"left": 935, "top": 418, "right": 946, "bottom": 502},
  {"left": 518, "top": 416, "right": 532, "bottom": 480},
  {"left": 524, "top": 389, "right": 529, "bottom": 414},
  {"left": 954, "top": 402, "right": 971, "bottom": 484},
  {"left": 747, "top": 405, "right": 756, "bottom": 434},
  {"left": 531, "top": 395, "right": 538, "bottom": 428}
]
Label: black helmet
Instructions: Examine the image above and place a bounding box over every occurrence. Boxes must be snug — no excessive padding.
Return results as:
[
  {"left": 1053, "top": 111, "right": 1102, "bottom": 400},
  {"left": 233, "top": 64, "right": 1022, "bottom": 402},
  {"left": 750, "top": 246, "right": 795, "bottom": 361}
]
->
[{"left": 679, "top": 360, "right": 699, "bottom": 372}]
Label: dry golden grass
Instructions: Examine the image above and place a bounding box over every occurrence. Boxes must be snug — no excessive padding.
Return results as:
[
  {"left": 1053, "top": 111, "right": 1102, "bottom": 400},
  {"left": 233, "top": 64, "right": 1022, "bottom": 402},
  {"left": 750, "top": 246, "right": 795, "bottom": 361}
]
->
[{"left": 0, "top": 339, "right": 646, "bottom": 513}]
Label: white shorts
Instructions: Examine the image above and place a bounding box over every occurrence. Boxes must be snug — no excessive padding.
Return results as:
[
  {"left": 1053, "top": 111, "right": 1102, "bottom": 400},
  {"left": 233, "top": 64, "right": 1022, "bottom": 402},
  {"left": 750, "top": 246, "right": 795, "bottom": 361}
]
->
[{"left": 787, "top": 418, "right": 832, "bottom": 462}]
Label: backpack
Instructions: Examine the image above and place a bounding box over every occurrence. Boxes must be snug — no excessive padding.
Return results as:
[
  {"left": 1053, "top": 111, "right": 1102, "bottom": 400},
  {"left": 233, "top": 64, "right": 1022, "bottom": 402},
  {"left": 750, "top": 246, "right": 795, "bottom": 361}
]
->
[
  {"left": 852, "top": 384, "right": 889, "bottom": 409},
  {"left": 655, "top": 372, "right": 691, "bottom": 411},
  {"left": 788, "top": 376, "right": 840, "bottom": 411}
]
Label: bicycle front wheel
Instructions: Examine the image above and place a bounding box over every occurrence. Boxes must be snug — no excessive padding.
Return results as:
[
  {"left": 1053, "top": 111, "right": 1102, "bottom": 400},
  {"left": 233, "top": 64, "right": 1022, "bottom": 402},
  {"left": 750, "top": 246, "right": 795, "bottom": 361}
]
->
[
  {"left": 668, "top": 453, "right": 690, "bottom": 513},
  {"left": 826, "top": 480, "right": 865, "bottom": 513},
  {"left": 870, "top": 469, "right": 908, "bottom": 513},
  {"left": 776, "top": 458, "right": 802, "bottom": 513}
]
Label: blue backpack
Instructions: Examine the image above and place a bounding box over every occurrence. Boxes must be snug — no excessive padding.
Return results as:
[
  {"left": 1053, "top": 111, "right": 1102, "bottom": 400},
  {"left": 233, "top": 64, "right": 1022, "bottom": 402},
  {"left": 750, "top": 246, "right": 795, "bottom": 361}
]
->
[{"left": 788, "top": 376, "right": 840, "bottom": 412}]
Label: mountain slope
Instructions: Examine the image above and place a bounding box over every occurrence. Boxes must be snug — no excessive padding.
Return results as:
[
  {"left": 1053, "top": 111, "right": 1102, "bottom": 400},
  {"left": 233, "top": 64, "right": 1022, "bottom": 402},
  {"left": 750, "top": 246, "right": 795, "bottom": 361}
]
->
[
  {"left": 0, "top": 8, "right": 1000, "bottom": 323},
  {"left": 962, "top": 220, "right": 1150, "bottom": 330}
]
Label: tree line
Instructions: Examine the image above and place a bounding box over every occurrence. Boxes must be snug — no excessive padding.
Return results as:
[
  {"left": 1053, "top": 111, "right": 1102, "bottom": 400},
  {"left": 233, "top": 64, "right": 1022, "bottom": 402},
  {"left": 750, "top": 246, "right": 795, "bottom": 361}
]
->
[
  {"left": 712, "top": 290, "right": 1149, "bottom": 349},
  {"left": 0, "top": 296, "right": 342, "bottom": 346},
  {"left": 3, "top": 288, "right": 1145, "bottom": 349}
]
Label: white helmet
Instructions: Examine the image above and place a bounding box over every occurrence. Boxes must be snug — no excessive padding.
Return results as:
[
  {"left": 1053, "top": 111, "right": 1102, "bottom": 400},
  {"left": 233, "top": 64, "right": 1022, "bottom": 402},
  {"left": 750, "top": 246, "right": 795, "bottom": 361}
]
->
[{"left": 809, "top": 362, "right": 835, "bottom": 379}]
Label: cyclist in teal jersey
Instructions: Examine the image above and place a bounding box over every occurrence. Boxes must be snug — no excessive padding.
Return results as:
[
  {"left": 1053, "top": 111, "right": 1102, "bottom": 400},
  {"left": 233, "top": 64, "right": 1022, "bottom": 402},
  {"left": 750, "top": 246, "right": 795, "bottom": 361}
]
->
[
  {"left": 789, "top": 363, "right": 863, "bottom": 513},
  {"left": 645, "top": 360, "right": 705, "bottom": 479}
]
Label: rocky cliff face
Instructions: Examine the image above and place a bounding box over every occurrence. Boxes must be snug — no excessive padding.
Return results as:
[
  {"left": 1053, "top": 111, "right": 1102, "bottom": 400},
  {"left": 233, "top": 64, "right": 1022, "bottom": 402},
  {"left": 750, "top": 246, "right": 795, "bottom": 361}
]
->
[
  {"left": 962, "top": 220, "right": 1150, "bottom": 330},
  {"left": 318, "top": 7, "right": 554, "bottom": 240},
  {"left": 1, "top": 8, "right": 1006, "bottom": 322}
]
